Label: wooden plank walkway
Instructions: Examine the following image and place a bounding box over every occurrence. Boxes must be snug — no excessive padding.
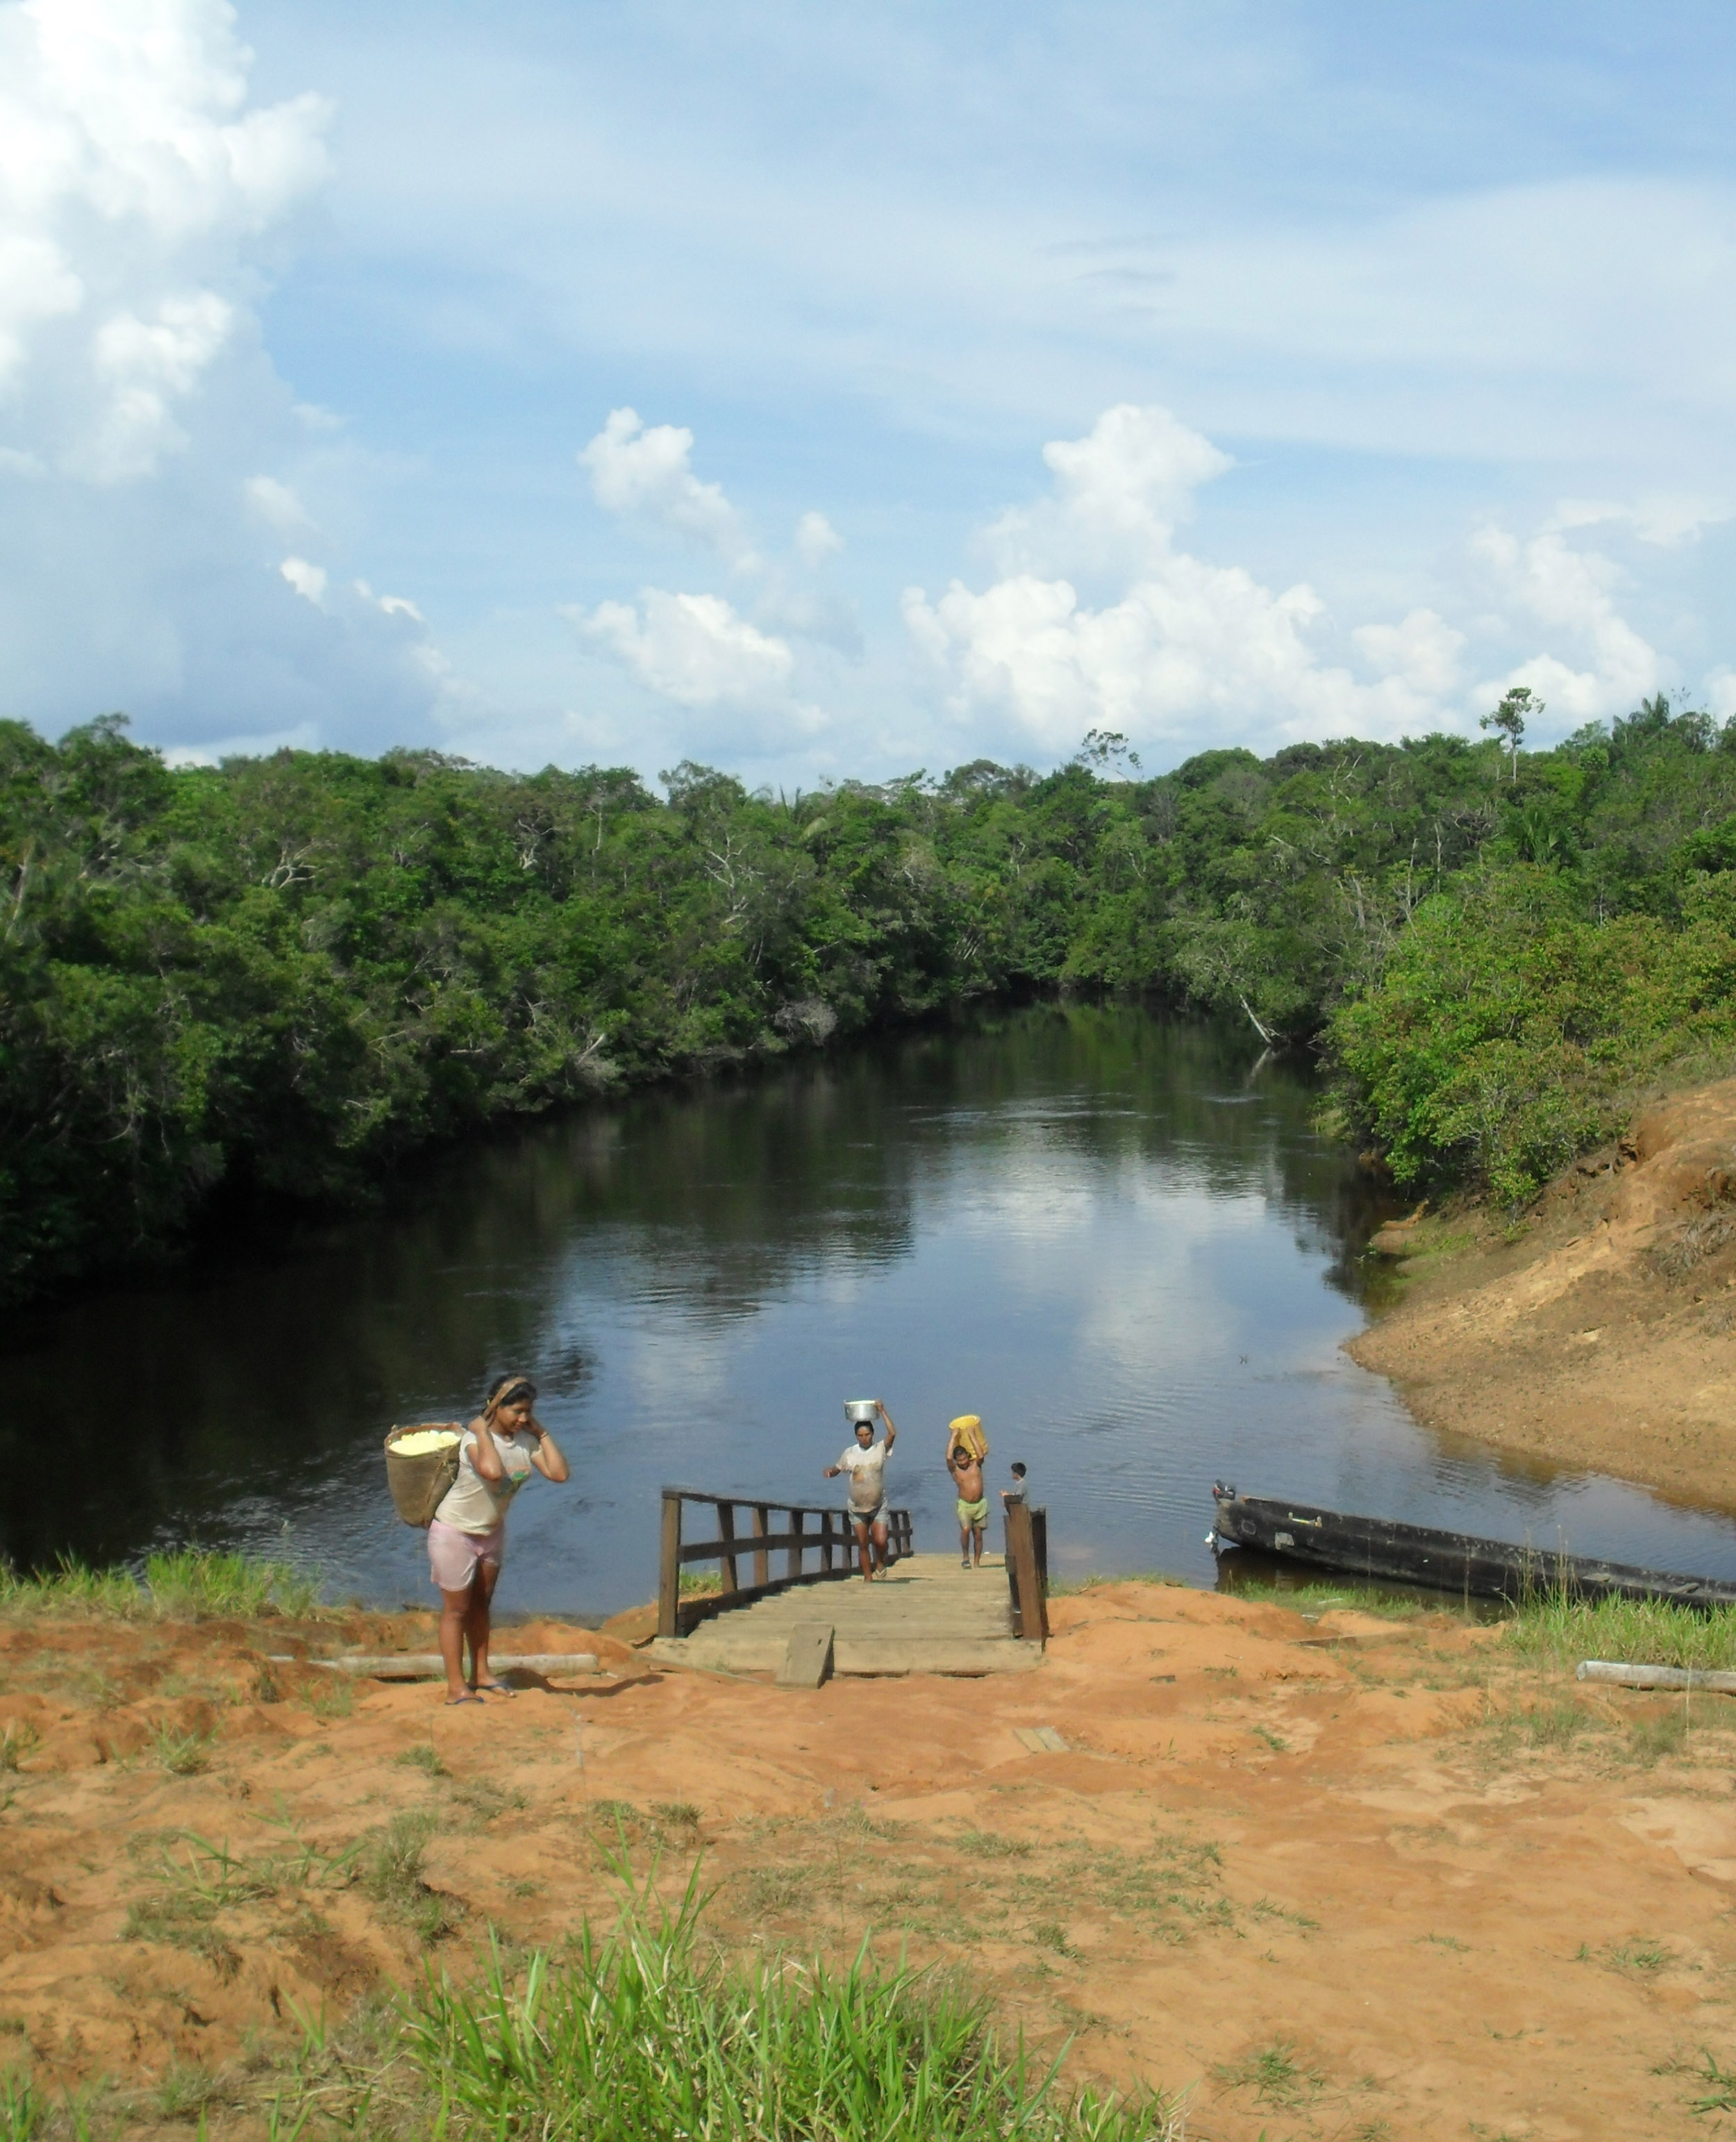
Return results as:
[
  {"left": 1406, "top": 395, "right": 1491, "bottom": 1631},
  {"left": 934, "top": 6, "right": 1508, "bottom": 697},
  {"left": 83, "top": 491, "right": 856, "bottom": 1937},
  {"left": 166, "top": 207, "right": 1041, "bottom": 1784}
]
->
[{"left": 651, "top": 1552, "right": 1042, "bottom": 1677}]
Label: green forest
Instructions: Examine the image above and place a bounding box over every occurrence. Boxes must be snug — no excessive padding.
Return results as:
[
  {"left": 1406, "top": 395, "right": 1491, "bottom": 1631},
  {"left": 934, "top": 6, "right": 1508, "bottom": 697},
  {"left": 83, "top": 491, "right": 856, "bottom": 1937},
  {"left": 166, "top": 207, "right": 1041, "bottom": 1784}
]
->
[{"left": 6, "top": 694, "right": 1736, "bottom": 1303}]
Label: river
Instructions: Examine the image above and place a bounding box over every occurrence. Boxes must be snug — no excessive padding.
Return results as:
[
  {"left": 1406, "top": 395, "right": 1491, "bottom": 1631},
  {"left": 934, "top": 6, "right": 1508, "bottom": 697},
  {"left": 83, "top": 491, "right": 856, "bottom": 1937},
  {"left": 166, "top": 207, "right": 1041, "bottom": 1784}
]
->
[{"left": 8, "top": 1002, "right": 1736, "bottom": 1616}]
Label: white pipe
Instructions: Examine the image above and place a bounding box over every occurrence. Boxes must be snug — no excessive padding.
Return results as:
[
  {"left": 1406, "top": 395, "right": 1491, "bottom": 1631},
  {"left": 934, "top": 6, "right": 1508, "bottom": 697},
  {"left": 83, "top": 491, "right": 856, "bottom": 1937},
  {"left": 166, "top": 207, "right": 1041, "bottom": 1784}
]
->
[
  {"left": 266, "top": 1652, "right": 599, "bottom": 1679},
  {"left": 1576, "top": 1659, "right": 1736, "bottom": 1692}
]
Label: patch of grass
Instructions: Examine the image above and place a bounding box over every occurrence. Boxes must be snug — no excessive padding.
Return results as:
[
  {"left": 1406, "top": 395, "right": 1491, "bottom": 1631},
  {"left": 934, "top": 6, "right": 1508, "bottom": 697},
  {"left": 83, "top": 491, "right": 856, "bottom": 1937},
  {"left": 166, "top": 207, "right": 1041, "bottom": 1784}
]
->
[
  {"left": 1689, "top": 2049, "right": 1736, "bottom": 2112},
  {"left": 363, "top": 1810, "right": 456, "bottom": 1941},
  {"left": 1627, "top": 1710, "right": 1690, "bottom": 1764},
  {"left": 394, "top": 1743, "right": 447, "bottom": 1777},
  {"left": 1217, "top": 1576, "right": 1430, "bottom": 1620},
  {"left": 154, "top": 2058, "right": 235, "bottom": 2118},
  {"left": 0, "top": 1725, "right": 38, "bottom": 1775},
  {"left": 0, "top": 2067, "right": 37, "bottom": 2142},
  {"left": 0, "top": 1547, "right": 328, "bottom": 1623},
  {"left": 1607, "top": 1938, "right": 1671, "bottom": 1977},
  {"left": 1419, "top": 1931, "right": 1469, "bottom": 1952},
  {"left": 1251, "top": 1725, "right": 1288, "bottom": 1752},
  {"left": 742, "top": 1865, "right": 807, "bottom": 1916},
  {"left": 1212, "top": 2039, "right": 1325, "bottom": 2107},
  {"left": 0, "top": 1554, "right": 142, "bottom": 1619},
  {"left": 649, "top": 1800, "right": 701, "bottom": 1831},
  {"left": 146, "top": 1548, "right": 322, "bottom": 1620},
  {"left": 1252, "top": 1897, "right": 1319, "bottom": 1932},
  {"left": 958, "top": 1830, "right": 1033, "bottom": 1859},
  {"left": 1503, "top": 1589, "right": 1736, "bottom": 1674},
  {"left": 1030, "top": 1920, "right": 1079, "bottom": 1959},
  {"left": 146, "top": 1720, "right": 211, "bottom": 1776},
  {"left": 304, "top": 1675, "right": 354, "bottom": 1722},
  {"left": 124, "top": 1827, "right": 358, "bottom": 1970},
  {"left": 399, "top": 1872, "right": 1182, "bottom": 2139},
  {"left": 677, "top": 1570, "right": 723, "bottom": 1597},
  {"left": 1485, "top": 1699, "right": 1596, "bottom": 1757}
]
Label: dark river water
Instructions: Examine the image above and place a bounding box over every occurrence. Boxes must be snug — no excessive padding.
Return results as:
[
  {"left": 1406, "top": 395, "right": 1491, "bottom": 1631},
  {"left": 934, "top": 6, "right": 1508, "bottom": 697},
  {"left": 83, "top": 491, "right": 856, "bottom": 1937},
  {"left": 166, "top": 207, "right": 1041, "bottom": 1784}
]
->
[{"left": 8, "top": 1002, "right": 1736, "bottom": 1616}]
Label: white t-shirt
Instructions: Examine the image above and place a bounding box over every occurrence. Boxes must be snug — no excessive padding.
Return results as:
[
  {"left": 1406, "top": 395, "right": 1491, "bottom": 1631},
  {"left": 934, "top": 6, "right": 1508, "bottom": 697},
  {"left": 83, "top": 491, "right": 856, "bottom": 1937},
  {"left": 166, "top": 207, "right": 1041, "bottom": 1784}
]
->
[
  {"left": 837, "top": 1439, "right": 889, "bottom": 1514},
  {"left": 434, "top": 1426, "right": 540, "bottom": 1534}
]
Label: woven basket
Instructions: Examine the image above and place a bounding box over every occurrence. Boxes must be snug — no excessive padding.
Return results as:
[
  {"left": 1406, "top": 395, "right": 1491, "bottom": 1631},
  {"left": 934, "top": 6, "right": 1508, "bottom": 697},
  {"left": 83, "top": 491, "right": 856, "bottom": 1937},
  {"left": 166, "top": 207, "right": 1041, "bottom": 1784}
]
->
[{"left": 383, "top": 1423, "right": 464, "bottom": 1529}]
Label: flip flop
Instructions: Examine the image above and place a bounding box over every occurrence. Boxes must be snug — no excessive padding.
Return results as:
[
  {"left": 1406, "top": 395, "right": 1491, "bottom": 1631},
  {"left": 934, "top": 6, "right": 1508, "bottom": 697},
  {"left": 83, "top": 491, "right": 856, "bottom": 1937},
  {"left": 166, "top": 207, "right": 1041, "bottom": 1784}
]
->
[
  {"left": 444, "top": 1693, "right": 483, "bottom": 1707},
  {"left": 473, "top": 1679, "right": 516, "bottom": 1697}
]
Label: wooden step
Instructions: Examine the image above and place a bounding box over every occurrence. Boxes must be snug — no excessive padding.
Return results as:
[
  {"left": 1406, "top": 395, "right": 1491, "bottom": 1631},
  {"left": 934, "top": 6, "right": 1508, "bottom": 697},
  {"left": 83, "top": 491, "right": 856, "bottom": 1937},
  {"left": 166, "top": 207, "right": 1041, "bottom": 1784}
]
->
[{"left": 653, "top": 1634, "right": 1042, "bottom": 1677}]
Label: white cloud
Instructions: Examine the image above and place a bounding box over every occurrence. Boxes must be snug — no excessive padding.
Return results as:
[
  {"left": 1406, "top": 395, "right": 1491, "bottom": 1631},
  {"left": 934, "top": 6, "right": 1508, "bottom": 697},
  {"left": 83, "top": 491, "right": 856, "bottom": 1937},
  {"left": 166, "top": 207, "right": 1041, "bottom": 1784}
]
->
[
  {"left": 244, "top": 472, "right": 315, "bottom": 536},
  {"left": 279, "top": 554, "right": 326, "bottom": 605},
  {"left": 1708, "top": 670, "right": 1736, "bottom": 722},
  {"left": 985, "top": 402, "right": 1233, "bottom": 581},
  {"left": 0, "top": 0, "right": 332, "bottom": 481},
  {"left": 1351, "top": 609, "right": 1464, "bottom": 696},
  {"left": 1546, "top": 496, "right": 1733, "bottom": 549},
  {"left": 353, "top": 577, "right": 423, "bottom": 622},
  {"left": 566, "top": 587, "right": 794, "bottom": 707},
  {"left": 903, "top": 403, "right": 1690, "bottom": 757},
  {"left": 904, "top": 404, "right": 1433, "bottom": 752},
  {"left": 578, "top": 406, "right": 756, "bottom": 567},
  {"left": 794, "top": 509, "right": 842, "bottom": 567},
  {"left": 1470, "top": 525, "right": 1661, "bottom": 722}
]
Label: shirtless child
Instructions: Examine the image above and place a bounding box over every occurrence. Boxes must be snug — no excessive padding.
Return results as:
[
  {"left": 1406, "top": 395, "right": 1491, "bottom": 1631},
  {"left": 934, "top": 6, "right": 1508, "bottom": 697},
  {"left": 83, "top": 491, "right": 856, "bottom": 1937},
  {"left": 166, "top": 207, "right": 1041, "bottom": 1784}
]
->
[{"left": 947, "top": 1441, "right": 988, "bottom": 1568}]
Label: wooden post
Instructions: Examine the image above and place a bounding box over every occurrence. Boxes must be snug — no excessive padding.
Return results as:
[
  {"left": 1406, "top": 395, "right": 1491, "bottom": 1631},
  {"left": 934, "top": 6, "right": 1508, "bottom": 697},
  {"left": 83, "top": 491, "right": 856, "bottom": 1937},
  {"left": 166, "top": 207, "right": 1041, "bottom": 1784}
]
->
[
  {"left": 752, "top": 1504, "right": 769, "bottom": 1590},
  {"left": 658, "top": 1490, "right": 683, "bottom": 1639},
  {"left": 821, "top": 1511, "right": 835, "bottom": 1572},
  {"left": 717, "top": 1501, "right": 739, "bottom": 1596},
  {"left": 1005, "top": 1501, "right": 1047, "bottom": 1645},
  {"left": 787, "top": 1506, "right": 805, "bottom": 1582}
]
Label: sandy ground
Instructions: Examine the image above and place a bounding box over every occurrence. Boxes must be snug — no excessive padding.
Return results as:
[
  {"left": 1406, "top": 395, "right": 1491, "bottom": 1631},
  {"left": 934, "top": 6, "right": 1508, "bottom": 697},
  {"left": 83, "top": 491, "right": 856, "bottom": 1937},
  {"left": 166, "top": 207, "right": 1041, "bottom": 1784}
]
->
[
  {"left": 1350, "top": 1076, "right": 1736, "bottom": 1511},
  {"left": 6, "top": 1582, "right": 1736, "bottom": 2137}
]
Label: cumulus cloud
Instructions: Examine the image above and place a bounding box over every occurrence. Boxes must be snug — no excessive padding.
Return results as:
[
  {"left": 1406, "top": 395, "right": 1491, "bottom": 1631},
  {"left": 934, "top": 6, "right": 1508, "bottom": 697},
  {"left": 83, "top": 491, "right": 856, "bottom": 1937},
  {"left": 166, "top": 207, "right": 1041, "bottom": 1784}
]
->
[
  {"left": 0, "top": 0, "right": 476, "bottom": 758},
  {"left": 903, "top": 402, "right": 1685, "bottom": 756},
  {"left": 278, "top": 554, "right": 326, "bottom": 604},
  {"left": 565, "top": 588, "right": 794, "bottom": 707},
  {"left": 578, "top": 406, "right": 757, "bottom": 567},
  {"left": 0, "top": 0, "right": 332, "bottom": 482},
  {"left": 1547, "top": 496, "right": 1733, "bottom": 549},
  {"left": 905, "top": 404, "right": 1429, "bottom": 752},
  {"left": 1470, "top": 525, "right": 1661, "bottom": 722},
  {"left": 794, "top": 509, "right": 842, "bottom": 567}
]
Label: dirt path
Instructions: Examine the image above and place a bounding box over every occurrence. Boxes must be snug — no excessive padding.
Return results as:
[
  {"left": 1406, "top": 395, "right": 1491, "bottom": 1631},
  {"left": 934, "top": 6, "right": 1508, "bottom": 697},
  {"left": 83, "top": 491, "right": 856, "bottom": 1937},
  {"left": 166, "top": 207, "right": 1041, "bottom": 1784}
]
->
[
  {"left": 4, "top": 1581, "right": 1736, "bottom": 2137},
  {"left": 1350, "top": 1075, "right": 1736, "bottom": 1511}
]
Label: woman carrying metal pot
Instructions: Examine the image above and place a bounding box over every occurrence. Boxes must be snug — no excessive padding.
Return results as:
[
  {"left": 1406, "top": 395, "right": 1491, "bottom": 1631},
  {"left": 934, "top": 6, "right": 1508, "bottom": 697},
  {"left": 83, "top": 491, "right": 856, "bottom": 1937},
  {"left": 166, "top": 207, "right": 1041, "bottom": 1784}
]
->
[{"left": 428, "top": 1373, "right": 569, "bottom": 1704}]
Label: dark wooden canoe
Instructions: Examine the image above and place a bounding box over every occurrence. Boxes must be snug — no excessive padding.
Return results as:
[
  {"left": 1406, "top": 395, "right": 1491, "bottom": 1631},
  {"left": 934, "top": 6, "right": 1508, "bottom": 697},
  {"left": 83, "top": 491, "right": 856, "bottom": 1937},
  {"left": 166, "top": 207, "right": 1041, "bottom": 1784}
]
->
[{"left": 1210, "top": 1484, "right": 1736, "bottom": 1608}]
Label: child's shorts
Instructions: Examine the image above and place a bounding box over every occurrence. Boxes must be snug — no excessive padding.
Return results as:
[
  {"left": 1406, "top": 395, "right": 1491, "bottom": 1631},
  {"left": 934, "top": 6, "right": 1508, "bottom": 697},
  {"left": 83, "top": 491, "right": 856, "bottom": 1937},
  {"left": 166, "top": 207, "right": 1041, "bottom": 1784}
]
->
[{"left": 428, "top": 1518, "right": 505, "bottom": 1591}]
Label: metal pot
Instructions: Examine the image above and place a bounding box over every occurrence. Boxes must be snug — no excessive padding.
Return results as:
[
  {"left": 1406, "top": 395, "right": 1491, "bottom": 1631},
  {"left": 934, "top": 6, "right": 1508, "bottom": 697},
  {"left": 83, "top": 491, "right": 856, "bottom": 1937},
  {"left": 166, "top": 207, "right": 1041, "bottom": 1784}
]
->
[{"left": 842, "top": 1399, "right": 880, "bottom": 1425}]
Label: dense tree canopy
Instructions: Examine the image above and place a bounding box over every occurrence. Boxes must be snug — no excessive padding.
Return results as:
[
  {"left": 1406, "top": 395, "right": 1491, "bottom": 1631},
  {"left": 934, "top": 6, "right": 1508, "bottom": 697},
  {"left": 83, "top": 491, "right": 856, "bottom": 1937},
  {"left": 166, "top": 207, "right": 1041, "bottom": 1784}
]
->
[{"left": 6, "top": 696, "right": 1736, "bottom": 1300}]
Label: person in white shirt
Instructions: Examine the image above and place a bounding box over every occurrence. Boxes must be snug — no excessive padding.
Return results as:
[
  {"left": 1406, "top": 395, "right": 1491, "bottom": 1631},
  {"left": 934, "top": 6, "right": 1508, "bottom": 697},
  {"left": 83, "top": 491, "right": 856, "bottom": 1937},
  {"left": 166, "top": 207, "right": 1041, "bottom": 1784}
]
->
[
  {"left": 824, "top": 1401, "right": 898, "bottom": 1580},
  {"left": 428, "top": 1372, "right": 569, "bottom": 1703}
]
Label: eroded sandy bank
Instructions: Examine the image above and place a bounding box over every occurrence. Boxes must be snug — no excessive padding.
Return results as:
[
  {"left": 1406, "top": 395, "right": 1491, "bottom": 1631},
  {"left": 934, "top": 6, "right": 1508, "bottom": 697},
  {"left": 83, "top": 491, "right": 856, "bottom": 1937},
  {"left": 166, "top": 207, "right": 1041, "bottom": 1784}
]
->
[{"left": 1350, "top": 1075, "right": 1736, "bottom": 1511}]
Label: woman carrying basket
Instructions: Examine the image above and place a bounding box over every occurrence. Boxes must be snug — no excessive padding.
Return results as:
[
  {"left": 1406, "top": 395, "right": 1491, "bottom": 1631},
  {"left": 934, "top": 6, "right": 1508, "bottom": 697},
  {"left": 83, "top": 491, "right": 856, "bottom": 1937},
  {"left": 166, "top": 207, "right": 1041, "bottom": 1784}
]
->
[{"left": 429, "top": 1373, "right": 569, "bottom": 1704}]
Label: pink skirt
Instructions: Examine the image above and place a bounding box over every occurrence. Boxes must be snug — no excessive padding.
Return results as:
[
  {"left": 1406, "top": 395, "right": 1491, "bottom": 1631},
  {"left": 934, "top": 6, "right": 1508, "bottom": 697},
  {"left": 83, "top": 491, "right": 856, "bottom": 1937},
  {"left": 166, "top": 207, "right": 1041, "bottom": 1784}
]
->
[{"left": 428, "top": 1518, "right": 505, "bottom": 1591}]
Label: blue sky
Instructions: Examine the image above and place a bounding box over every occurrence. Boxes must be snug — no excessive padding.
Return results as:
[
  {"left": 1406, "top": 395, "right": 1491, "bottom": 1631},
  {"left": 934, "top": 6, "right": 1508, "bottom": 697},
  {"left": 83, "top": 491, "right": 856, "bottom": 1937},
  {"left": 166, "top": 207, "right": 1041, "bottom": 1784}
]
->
[{"left": 2, "top": 1, "right": 1735, "bottom": 786}]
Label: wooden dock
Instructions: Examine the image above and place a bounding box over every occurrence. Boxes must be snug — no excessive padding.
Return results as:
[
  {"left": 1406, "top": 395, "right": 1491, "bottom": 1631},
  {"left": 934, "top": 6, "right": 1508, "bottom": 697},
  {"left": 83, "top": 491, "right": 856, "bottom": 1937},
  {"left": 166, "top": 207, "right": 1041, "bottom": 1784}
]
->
[{"left": 651, "top": 1551, "right": 1042, "bottom": 1677}]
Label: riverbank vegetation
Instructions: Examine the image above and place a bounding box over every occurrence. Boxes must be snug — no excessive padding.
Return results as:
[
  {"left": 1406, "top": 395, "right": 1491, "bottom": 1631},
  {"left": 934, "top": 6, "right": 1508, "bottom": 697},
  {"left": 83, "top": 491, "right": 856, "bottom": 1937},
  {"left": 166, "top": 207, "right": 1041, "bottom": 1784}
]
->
[{"left": 8, "top": 694, "right": 1736, "bottom": 1298}]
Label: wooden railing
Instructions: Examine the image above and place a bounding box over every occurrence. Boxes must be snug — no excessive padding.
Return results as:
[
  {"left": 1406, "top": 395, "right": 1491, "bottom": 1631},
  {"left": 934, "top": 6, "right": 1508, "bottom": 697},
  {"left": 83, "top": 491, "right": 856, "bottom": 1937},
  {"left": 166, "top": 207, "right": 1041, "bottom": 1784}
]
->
[
  {"left": 658, "top": 1488, "right": 916, "bottom": 1638},
  {"left": 1004, "top": 1502, "right": 1049, "bottom": 1645}
]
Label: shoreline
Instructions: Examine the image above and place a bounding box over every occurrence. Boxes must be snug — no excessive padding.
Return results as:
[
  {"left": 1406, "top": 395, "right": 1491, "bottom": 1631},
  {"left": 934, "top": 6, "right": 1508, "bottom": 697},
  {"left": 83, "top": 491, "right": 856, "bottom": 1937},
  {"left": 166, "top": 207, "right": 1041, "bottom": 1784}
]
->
[{"left": 1348, "top": 1073, "right": 1736, "bottom": 1516}]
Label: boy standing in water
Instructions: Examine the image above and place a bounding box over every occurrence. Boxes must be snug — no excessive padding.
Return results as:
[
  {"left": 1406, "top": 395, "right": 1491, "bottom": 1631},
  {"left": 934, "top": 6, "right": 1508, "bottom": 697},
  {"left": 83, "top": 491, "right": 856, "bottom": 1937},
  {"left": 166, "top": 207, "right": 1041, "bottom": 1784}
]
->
[{"left": 948, "top": 1439, "right": 988, "bottom": 1568}]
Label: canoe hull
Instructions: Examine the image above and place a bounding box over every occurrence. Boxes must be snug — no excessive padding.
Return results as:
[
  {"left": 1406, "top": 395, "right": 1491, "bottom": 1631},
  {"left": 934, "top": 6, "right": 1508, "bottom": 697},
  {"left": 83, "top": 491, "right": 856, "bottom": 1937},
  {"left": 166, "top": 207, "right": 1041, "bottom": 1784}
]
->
[{"left": 1210, "top": 1489, "right": 1736, "bottom": 1609}]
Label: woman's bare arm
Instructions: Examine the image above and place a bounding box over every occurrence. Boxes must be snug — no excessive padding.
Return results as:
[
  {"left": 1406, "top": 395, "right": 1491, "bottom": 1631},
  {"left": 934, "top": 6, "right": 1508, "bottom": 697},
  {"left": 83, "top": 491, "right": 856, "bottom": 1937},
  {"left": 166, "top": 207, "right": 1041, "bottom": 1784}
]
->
[
  {"left": 528, "top": 1415, "right": 569, "bottom": 1483},
  {"left": 469, "top": 1414, "right": 506, "bottom": 1481}
]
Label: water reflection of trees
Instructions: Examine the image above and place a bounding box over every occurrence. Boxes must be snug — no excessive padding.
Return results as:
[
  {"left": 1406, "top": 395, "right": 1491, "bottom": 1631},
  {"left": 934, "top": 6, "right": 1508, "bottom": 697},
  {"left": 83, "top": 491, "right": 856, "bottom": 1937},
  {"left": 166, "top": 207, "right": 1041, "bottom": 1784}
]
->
[{"left": 0, "top": 1004, "right": 1378, "bottom": 1571}]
